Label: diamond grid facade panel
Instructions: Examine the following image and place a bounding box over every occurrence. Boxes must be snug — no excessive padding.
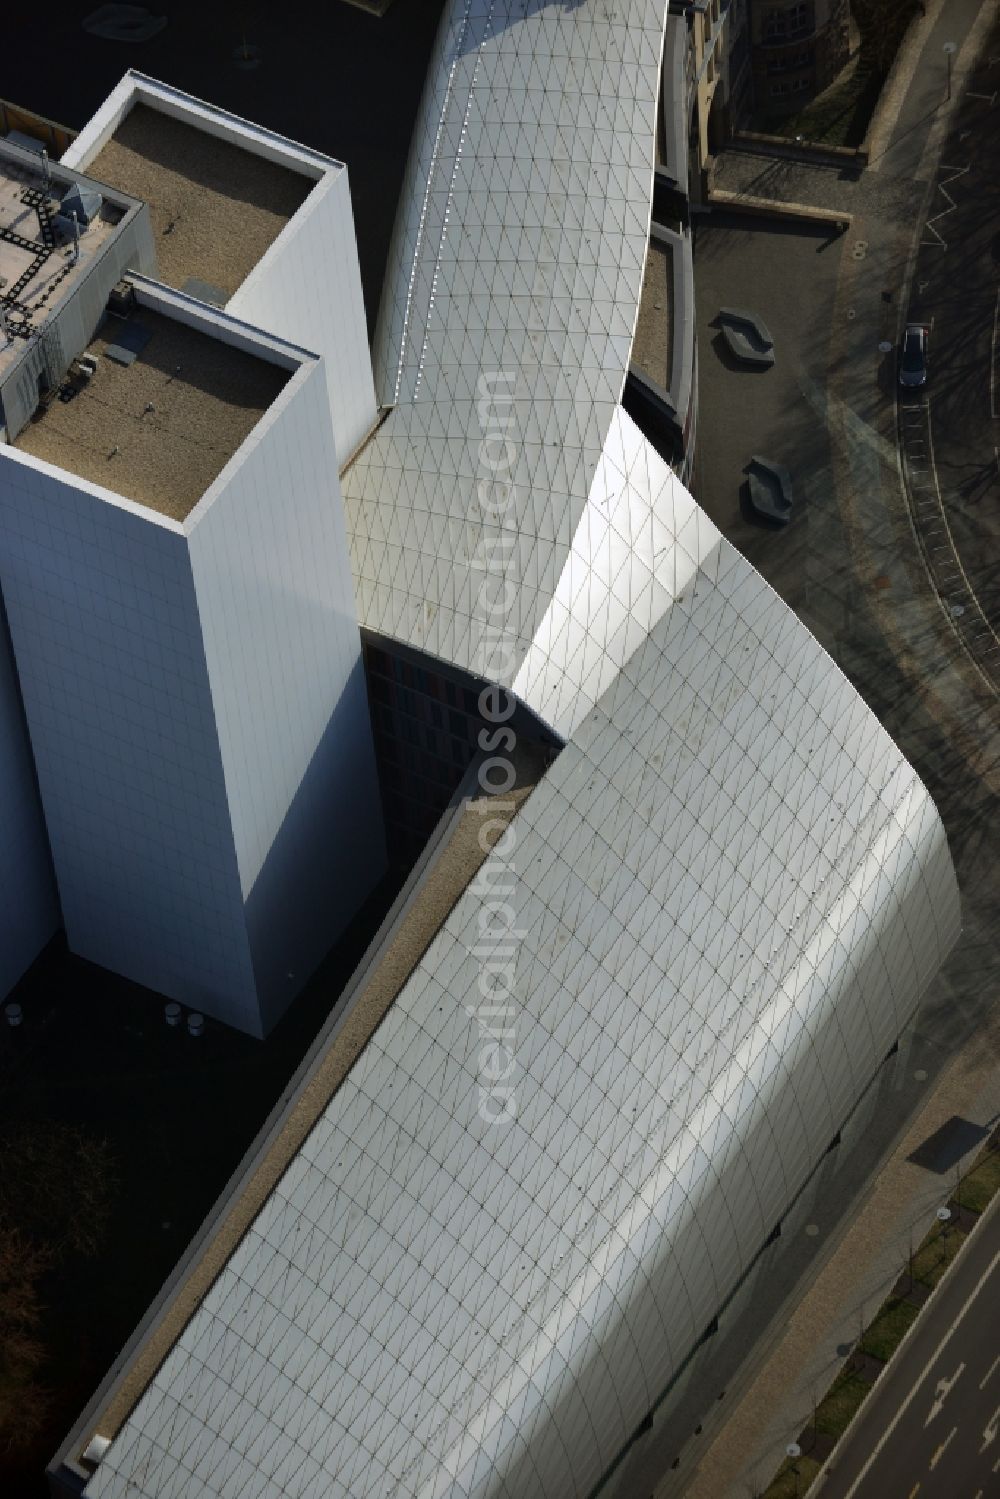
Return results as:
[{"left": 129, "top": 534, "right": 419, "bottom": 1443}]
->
[
  {"left": 82, "top": 527, "right": 958, "bottom": 1499},
  {"left": 512, "top": 407, "right": 718, "bottom": 739},
  {"left": 345, "top": 0, "right": 665, "bottom": 680}
]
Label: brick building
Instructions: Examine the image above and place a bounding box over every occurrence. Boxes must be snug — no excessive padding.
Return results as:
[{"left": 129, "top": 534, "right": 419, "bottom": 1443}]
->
[{"left": 749, "top": 0, "right": 851, "bottom": 115}]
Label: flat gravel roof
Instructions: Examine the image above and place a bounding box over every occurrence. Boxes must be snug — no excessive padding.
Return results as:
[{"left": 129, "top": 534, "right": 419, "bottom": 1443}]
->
[
  {"left": 87, "top": 104, "right": 313, "bottom": 299},
  {"left": 15, "top": 307, "right": 290, "bottom": 519}
]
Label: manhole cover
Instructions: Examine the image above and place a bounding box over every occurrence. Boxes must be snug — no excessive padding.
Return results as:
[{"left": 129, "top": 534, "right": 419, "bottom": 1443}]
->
[
  {"left": 847, "top": 308, "right": 857, "bottom": 320},
  {"left": 854, "top": 240, "right": 869, "bottom": 251},
  {"left": 878, "top": 340, "right": 893, "bottom": 352},
  {"left": 950, "top": 604, "right": 966, "bottom": 618},
  {"left": 805, "top": 1223, "right": 820, "bottom": 1237},
  {"left": 914, "top": 1069, "right": 928, "bottom": 1081}
]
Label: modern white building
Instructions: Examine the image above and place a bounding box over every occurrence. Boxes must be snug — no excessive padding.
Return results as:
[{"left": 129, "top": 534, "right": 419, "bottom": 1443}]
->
[
  {"left": 0, "top": 82, "right": 385, "bottom": 1035},
  {"left": 61, "top": 72, "right": 377, "bottom": 466},
  {"left": 49, "top": 2, "right": 960, "bottom": 1497}
]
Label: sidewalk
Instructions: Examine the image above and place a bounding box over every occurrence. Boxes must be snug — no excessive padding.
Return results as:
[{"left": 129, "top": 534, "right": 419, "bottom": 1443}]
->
[{"left": 677, "top": 1062, "right": 1000, "bottom": 1499}]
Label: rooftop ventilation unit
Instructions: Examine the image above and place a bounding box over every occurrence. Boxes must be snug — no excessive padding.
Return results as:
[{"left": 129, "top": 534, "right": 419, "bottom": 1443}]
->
[
  {"left": 81, "top": 1432, "right": 111, "bottom": 1467},
  {"left": 59, "top": 181, "right": 102, "bottom": 228},
  {"left": 107, "top": 279, "right": 135, "bottom": 318}
]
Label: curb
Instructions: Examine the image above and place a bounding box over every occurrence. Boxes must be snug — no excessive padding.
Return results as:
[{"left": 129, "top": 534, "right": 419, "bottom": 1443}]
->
[
  {"left": 705, "top": 191, "right": 851, "bottom": 229},
  {"left": 731, "top": 130, "right": 867, "bottom": 168},
  {"left": 810, "top": 1186, "right": 1000, "bottom": 1494}
]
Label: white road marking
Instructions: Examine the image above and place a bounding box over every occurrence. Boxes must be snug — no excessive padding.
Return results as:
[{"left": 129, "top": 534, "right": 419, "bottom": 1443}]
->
[
  {"left": 925, "top": 1362, "right": 965, "bottom": 1424},
  {"left": 900, "top": 400, "right": 1000, "bottom": 662},
  {"left": 929, "top": 1425, "right": 956, "bottom": 1468},
  {"left": 923, "top": 164, "right": 969, "bottom": 251},
  {"left": 834, "top": 1248, "right": 1000, "bottom": 1499},
  {"left": 981, "top": 1404, "right": 1000, "bottom": 1453},
  {"left": 980, "top": 1355, "right": 1000, "bottom": 1389}
]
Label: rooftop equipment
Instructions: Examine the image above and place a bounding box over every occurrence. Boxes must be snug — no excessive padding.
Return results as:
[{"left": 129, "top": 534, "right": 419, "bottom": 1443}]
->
[{"left": 59, "top": 181, "right": 102, "bottom": 228}]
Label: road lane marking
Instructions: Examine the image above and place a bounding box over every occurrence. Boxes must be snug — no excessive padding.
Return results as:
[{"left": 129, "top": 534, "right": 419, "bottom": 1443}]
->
[
  {"left": 903, "top": 400, "right": 1000, "bottom": 668},
  {"left": 923, "top": 164, "right": 969, "bottom": 250},
  {"left": 925, "top": 1362, "right": 965, "bottom": 1425},
  {"left": 929, "top": 1426, "right": 956, "bottom": 1469},
  {"left": 835, "top": 1247, "right": 1000, "bottom": 1499},
  {"left": 980, "top": 1356, "right": 1000, "bottom": 1390},
  {"left": 908, "top": 1485, "right": 920, "bottom": 1498},
  {"left": 981, "top": 1404, "right": 1000, "bottom": 1453}
]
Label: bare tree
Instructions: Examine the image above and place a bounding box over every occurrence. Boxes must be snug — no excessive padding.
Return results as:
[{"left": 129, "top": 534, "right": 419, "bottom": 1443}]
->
[
  {"left": 0, "top": 1123, "right": 117, "bottom": 1449},
  {"left": 0, "top": 1229, "right": 52, "bottom": 1450},
  {"left": 0, "top": 1122, "right": 116, "bottom": 1258},
  {"left": 851, "top": 0, "right": 925, "bottom": 74}
]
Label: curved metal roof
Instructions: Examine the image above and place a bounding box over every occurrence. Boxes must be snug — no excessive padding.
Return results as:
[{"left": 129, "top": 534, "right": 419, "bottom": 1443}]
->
[
  {"left": 344, "top": 0, "right": 667, "bottom": 691},
  {"left": 84, "top": 512, "right": 957, "bottom": 1499}
]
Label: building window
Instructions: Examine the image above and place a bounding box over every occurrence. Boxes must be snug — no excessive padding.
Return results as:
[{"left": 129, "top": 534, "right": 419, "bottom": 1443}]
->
[
  {"left": 769, "top": 75, "right": 811, "bottom": 96},
  {"left": 729, "top": 24, "right": 752, "bottom": 77},
  {"left": 763, "top": 2, "right": 813, "bottom": 42},
  {"left": 767, "top": 48, "right": 815, "bottom": 73}
]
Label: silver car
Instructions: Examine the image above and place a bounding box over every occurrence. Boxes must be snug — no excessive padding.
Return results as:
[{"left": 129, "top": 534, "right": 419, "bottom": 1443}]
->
[{"left": 899, "top": 323, "right": 929, "bottom": 388}]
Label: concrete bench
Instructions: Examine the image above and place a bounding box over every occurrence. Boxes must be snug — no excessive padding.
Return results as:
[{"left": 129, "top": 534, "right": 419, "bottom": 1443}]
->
[
  {"left": 746, "top": 455, "right": 792, "bottom": 524},
  {"left": 719, "top": 307, "right": 775, "bottom": 367}
]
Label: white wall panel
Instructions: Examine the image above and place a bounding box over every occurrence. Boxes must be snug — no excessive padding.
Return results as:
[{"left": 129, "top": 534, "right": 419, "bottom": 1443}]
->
[
  {"left": 229, "top": 170, "right": 376, "bottom": 467},
  {"left": 0, "top": 606, "right": 59, "bottom": 993},
  {"left": 0, "top": 452, "right": 259, "bottom": 1031},
  {"left": 187, "top": 360, "right": 385, "bottom": 1032}
]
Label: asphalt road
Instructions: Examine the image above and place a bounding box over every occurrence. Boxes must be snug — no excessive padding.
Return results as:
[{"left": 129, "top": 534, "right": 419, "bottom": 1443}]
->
[
  {"left": 817, "top": 1201, "right": 1000, "bottom": 1499},
  {"left": 903, "top": 29, "right": 1000, "bottom": 653}
]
